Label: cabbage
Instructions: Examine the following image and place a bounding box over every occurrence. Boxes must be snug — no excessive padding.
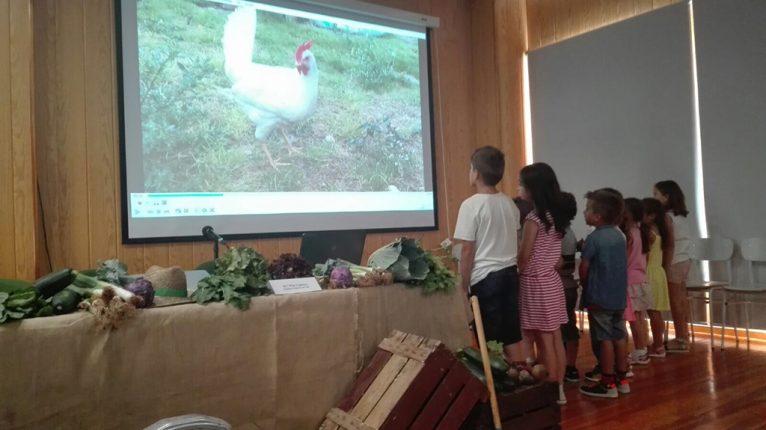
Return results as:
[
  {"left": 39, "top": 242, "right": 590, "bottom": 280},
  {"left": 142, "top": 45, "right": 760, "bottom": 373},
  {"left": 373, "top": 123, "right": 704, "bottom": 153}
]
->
[
  {"left": 269, "top": 254, "right": 312, "bottom": 279},
  {"left": 125, "top": 278, "right": 154, "bottom": 308},
  {"left": 329, "top": 267, "right": 353, "bottom": 289},
  {"left": 367, "top": 238, "right": 429, "bottom": 282}
]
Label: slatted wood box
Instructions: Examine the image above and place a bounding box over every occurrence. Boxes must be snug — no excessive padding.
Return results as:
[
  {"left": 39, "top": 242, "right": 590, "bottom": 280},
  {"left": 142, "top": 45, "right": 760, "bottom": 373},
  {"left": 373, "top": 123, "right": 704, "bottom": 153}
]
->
[
  {"left": 319, "top": 330, "right": 487, "bottom": 430},
  {"left": 461, "top": 383, "right": 560, "bottom": 430}
]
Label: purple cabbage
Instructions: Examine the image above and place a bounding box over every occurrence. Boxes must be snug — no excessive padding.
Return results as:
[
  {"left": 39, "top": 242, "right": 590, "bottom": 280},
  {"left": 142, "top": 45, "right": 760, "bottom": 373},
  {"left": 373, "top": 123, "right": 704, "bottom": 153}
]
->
[
  {"left": 125, "top": 278, "right": 154, "bottom": 308},
  {"left": 329, "top": 267, "right": 354, "bottom": 289}
]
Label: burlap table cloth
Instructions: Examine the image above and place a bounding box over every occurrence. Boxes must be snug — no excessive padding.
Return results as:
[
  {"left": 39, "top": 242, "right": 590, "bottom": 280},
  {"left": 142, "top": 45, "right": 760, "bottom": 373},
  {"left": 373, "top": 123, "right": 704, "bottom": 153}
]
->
[{"left": 0, "top": 284, "right": 470, "bottom": 429}]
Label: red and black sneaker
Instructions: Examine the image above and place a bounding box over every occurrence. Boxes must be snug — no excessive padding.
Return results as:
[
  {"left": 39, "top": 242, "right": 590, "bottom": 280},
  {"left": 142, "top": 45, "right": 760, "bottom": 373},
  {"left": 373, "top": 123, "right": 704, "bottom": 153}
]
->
[
  {"left": 617, "top": 377, "right": 631, "bottom": 394},
  {"left": 579, "top": 381, "right": 618, "bottom": 398}
]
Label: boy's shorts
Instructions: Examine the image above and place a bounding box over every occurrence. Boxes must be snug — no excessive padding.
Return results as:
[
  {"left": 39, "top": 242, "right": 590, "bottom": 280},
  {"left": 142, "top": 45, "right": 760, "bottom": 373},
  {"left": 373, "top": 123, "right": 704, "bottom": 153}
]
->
[
  {"left": 469, "top": 266, "right": 522, "bottom": 345},
  {"left": 628, "top": 282, "right": 652, "bottom": 312},
  {"left": 588, "top": 309, "right": 627, "bottom": 342},
  {"left": 561, "top": 286, "right": 580, "bottom": 342}
]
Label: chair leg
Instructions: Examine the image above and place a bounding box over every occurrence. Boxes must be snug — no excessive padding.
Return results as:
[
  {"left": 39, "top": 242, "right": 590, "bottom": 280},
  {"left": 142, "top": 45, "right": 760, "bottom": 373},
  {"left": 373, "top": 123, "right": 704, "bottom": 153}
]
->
[
  {"left": 734, "top": 300, "right": 740, "bottom": 347},
  {"left": 705, "top": 291, "right": 715, "bottom": 349},
  {"left": 720, "top": 291, "right": 726, "bottom": 350},
  {"left": 688, "top": 296, "right": 695, "bottom": 343},
  {"left": 745, "top": 301, "right": 751, "bottom": 349}
]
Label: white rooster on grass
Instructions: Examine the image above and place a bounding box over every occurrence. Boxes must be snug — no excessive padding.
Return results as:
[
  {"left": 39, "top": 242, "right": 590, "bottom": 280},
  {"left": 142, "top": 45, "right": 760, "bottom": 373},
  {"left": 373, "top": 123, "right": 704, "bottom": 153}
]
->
[{"left": 223, "top": 7, "right": 319, "bottom": 169}]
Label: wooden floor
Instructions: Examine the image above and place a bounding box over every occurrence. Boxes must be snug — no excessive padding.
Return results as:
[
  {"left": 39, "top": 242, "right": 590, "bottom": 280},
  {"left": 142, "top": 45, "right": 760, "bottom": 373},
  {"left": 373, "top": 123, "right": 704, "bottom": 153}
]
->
[{"left": 561, "top": 333, "right": 766, "bottom": 429}]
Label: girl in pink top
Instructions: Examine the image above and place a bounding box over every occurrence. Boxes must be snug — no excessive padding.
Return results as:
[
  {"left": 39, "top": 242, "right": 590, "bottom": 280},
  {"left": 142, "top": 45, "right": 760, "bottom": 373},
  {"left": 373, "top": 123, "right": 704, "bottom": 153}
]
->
[{"left": 621, "top": 198, "right": 652, "bottom": 365}]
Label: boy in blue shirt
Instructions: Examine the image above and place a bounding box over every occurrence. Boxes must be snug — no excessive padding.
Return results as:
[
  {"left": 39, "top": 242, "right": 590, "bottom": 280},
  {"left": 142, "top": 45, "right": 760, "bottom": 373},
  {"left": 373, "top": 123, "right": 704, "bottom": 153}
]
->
[{"left": 579, "top": 189, "right": 629, "bottom": 398}]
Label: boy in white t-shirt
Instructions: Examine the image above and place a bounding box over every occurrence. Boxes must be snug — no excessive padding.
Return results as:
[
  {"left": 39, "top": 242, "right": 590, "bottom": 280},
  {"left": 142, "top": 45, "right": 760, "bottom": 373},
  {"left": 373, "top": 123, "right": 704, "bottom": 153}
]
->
[{"left": 454, "top": 146, "right": 525, "bottom": 363}]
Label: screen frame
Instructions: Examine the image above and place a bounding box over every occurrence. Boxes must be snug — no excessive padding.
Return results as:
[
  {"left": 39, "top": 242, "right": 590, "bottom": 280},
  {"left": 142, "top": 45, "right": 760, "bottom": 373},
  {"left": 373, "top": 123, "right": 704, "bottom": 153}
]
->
[{"left": 115, "top": 0, "right": 439, "bottom": 244}]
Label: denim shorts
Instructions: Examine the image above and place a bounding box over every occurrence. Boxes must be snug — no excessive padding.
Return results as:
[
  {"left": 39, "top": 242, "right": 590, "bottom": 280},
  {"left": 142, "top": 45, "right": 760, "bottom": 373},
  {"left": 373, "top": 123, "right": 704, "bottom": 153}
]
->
[
  {"left": 588, "top": 309, "right": 627, "bottom": 342},
  {"left": 469, "top": 266, "right": 522, "bottom": 345}
]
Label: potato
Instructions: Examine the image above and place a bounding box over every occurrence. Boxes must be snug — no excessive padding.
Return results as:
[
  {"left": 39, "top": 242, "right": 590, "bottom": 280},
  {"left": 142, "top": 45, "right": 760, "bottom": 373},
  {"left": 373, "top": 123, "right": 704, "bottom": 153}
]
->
[{"left": 531, "top": 364, "right": 548, "bottom": 381}]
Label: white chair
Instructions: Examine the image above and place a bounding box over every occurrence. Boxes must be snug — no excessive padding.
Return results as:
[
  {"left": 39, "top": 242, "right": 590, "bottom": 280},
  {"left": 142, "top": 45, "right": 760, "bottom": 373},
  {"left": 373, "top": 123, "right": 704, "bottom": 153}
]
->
[
  {"left": 723, "top": 237, "right": 766, "bottom": 347},
  {"left": 144, "top": 415, "right": 231, "bottom": 430},
  {"left": 687, "top": 237, "right": 733, "bottom": 349}
]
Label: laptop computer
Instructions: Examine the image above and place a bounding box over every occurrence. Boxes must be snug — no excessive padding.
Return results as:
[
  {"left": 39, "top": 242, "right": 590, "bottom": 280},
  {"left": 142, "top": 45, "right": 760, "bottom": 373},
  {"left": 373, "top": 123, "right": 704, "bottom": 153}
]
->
[{"left": 299, "top": 230, "right": 367, "bottom": 266}]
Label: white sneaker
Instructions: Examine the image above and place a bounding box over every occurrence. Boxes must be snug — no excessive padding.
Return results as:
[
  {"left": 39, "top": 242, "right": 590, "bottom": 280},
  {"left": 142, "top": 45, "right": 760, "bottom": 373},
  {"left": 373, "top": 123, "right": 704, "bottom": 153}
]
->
[
  {"left": 626, "top": 365, "right": 634, "bottom": 378},
  {"left": 557, "top": 384, "right": 567, "bottom": 405},
  {"left": 629, "top": 349, "right": 651, "bottom": 365},
  {"left": 617, "top": 379, "right": 631, "bottom": 394}
]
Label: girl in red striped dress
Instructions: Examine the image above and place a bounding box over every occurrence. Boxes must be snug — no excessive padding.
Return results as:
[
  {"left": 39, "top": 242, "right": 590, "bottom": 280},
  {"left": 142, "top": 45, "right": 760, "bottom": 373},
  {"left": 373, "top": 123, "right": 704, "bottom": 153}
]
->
[{"left": 518, "top": 163, "right": 571, "bottom": 404}]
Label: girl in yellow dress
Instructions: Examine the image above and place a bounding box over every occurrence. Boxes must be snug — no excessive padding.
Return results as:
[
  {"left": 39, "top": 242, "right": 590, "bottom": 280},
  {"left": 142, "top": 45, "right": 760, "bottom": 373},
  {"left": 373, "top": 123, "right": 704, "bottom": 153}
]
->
[{"left": 642, "top": 198, "right": 670, "bottom": 357}]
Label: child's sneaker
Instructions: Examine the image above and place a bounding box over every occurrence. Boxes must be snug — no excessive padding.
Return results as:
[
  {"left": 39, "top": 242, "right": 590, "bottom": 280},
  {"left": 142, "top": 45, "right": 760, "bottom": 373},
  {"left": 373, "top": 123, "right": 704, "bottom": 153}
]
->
[
  {"left": 648, "top": 346, "right": 667, "bottom": 358},
  {"left": 565, "top": 366, "right": 580, "bottom": 383},
  {"left": 666, "top": 338, "right": 690, "bottom": 353},
  {"left": 584, "top": 365, "right": 601, "bottom": 382},
  {"left": 557, "top": 384, "right": 567, "bottom": 405},
  {"left": 617, "top": 378, "right": 631, "bottom": 395},
  {"left": 625, "top": 364, "right": 634, "bottom": 378},
  {"left": 629, "top": 349, "right": 651, "bottom": 365},
  {"left": 579, "top": 381, "right": 618, "bottom": 399}
]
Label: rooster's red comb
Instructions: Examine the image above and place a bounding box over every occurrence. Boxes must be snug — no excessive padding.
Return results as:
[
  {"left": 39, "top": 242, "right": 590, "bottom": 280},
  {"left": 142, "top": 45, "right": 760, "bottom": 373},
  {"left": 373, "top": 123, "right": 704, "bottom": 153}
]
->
[{"left": 295, "top": 40, "right": 313, "bottom": 63}]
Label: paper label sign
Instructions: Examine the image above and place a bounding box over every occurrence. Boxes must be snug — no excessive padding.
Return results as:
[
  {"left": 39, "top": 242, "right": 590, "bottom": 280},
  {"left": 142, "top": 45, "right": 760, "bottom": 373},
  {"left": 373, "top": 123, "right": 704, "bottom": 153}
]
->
[{"left": 268, "top": 277, "right": 322, "bottom": 295}]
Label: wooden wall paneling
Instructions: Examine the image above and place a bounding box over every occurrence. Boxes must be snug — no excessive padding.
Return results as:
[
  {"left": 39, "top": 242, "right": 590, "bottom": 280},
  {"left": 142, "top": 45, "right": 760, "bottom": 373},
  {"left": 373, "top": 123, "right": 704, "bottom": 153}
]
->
[
  {"left": 254, "top": 238, "right": 280, "bottom": 262},
  {"left": 429, "top": 0, "right": 474, "bottom": 241},
  {"left": 0, "top": 0, "right": 16, "bottom": 279},
  {"left": 117, "top": 244, "right": 144, "bottom": 274},
  {"left": 493, "top": 0, "right": 526, "bottom": 194},
  {"left": 548, "top": 0, "right": 570, "bottom": 46},
  {"left": 143, "top": 243, "right": 169, "bottom": 270},
  {"left": 653, "top": 0, "right": 677, "bottom": 8},
  {"left": 424, "top": 13, "right": 452, "bottom": 252},
  {"left": 168, "top": 243, "right": 194, "bottom": 270},
  {"left": 470, "top": 0, "right": 501, "bottom": 152},
  {"left": 50, "top": 0, "right": 90, "bottom": 270},
  {"left": 10, "top": 0, "right": 36, "bottom": 280},
  {"left": 191, "top": 241, "right": 214, "bottom": 268},
  {"left": 32, "top": 0, "right": 47, "bottom": 273},
  {"left": 524, "top": 0, "right": 541, "bottom": 51},
  {"left": 277, "top": 237, "right": 301, "bottom": 257},
  {"left": 537, "top": 0, "right": 558, "bottom": 48},
  {"left": 33, "top": 0, "right": 57, "bottom": 275},
  {"left": 634, "top": 0, "right": 655, "bottom": 15},
  {"left": 581, "top": 0, "right": 603, "bottom": 35},
  {"left": 526, "top": 0, "right": 683, "bottom": 50},
  {"left": 83, "top": 0, "right": 118, "bottom": 263},
  {"left": 96, "top": 0, "right": 144, "bottom": 274}
]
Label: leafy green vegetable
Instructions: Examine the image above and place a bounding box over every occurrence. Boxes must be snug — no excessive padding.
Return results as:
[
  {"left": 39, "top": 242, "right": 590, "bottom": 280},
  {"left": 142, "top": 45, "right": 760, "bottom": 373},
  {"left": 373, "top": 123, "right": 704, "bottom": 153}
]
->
[
  {"left": 215, "top": 247, "right": 270, "bottom": 290},
  {"left": 95, "top": 259, "right": 128, "bottom": 285},
  {"left": 368, "top": 238, "right": 457, "bottom": 293},
  {"left": 368, "top": 238, "right": 429, "bottom": 281},
  {"left": 0, "top": 287, "right": 42, "bottom": 324},
  {"left": 192, "top": 247, "right": 271, "bottom": 310},
  {"left": 0, "top": 292, "right": 10, "bottom": 324},
  {"left": 487, "top": 341, "right": 505, "bottom": 360},
  {"left": 192, "top": 274, "right": 255, "bottom": 310},
  {"left": 418, "top": 252, "right": 457, "bottom": 294}
]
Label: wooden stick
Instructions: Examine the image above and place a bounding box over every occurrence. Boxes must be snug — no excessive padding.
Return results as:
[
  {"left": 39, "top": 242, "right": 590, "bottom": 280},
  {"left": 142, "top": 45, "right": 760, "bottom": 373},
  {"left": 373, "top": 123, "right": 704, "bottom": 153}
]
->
[{"left": 470, "top": 296, "right": 502, "bottom": 430}]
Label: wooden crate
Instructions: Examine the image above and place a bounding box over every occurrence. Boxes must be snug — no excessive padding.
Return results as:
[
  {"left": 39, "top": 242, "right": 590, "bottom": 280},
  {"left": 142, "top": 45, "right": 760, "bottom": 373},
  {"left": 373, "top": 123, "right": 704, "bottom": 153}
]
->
[
  {"left": 319, "top": 330, "right": 487, "bottom": 430},
  {"left": 461, "top": 383, "right": 561, "bottom": 430}
]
